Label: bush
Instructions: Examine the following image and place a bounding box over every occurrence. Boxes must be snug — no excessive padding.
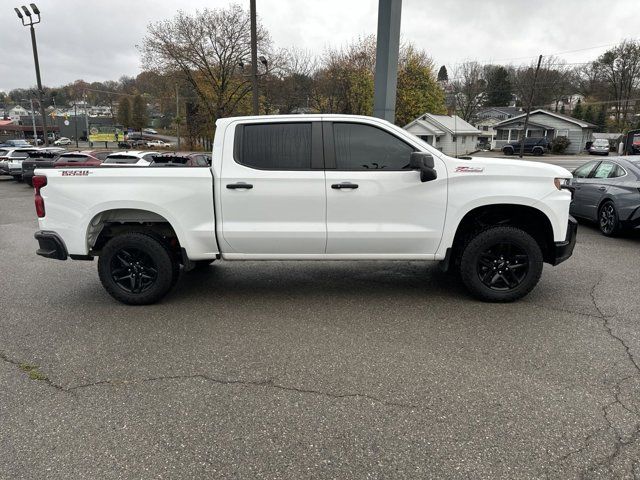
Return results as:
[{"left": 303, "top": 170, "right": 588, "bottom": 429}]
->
[{"left": 550, "top": 136, "right": 571, "bottom": 154}]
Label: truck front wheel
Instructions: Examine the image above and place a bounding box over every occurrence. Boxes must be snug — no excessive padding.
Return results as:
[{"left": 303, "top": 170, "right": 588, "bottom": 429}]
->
[
  {"left": 98, "top": 233, "right": 178, "bottom": 305},
  {"left": 459, "top": 226, "right": 543, "bottom": 302}
]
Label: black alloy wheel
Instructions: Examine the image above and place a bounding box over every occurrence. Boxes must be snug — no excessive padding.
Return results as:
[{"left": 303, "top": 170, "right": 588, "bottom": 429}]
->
[
  {"left": 477, "top": 242, "right": 530, "bottom": 291},
  {"left": 110, "top": 248, "right": 158, "bottom": 294}
]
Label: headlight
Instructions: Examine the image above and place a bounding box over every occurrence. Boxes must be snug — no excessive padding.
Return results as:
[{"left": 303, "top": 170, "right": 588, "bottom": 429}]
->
[{"left": 554, "top": 178, "right": 570, "bottom": 190}]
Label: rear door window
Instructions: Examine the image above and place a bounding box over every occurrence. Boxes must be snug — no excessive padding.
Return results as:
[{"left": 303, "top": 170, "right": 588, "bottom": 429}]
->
[{"left": 235, "top": 122, "right": 312, "bottom": 170}]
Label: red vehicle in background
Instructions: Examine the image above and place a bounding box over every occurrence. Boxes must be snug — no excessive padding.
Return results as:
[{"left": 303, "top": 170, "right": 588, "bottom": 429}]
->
[{"left": 54, "top": 150, "right": 111, "bottom": 167}]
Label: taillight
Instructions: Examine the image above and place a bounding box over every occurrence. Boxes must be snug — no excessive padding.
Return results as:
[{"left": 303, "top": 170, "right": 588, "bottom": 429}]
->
[{"left": 33, "top": 175, "right": 47, "bottom": 218}]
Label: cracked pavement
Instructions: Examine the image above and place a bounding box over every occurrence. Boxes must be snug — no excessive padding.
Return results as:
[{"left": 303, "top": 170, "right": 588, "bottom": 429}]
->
[{"left": 1, "top": 176, "right": 640, "bottom": 479}]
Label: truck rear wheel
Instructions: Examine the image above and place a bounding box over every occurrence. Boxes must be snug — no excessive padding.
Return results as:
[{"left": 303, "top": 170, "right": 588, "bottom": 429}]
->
[
  {"left": 459, "top": 226, "right": 543, "bottom": 302},
  {"left": 98, "top": 233, "right": 178, "bottom": 305}
]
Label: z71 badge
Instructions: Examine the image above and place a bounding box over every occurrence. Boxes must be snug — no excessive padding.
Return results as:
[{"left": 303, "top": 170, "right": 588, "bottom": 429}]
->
[
  {"left": 61, "top": 170, "right": 91, "bottom": 176},
  {"left": 455, "top": 166, "right": 484, "bottom": 173}
]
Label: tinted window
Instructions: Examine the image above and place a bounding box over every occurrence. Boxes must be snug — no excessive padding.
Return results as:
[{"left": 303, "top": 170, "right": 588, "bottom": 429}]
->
[
  {"left": 333, "top": 123, "right": 413, "bottom": 170},
  {"left": 238, "top": 123, "right": 311, "bottom": 170},
  {"left": 610, "top": 164, "right": 626, "bottom": 178},
  {"left": 104, "top": 155, "right": 139, "bottom": 164},
  {"left": 574, "top": 161, "right": 598, "bottom": 178}
]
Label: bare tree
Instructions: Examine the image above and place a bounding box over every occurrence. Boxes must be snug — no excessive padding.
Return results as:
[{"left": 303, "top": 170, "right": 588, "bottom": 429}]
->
[
  {"left": 451, "top": 61, "right": 485, "bottom": 121},
  {"left": 141, "top": 4, "right": 271, "bottom": 128},
  {"left": 593, "top": 40, "right": 640, "bottom": 128}
]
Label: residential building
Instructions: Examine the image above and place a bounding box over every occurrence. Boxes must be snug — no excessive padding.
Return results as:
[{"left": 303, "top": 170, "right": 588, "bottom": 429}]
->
[
  {"left": 473, "top": 107, "right": 523, "bottom": 149},
  {"left": 404, "top": 113, "right": 481, "bottom": 157},
  {"left": 493, "top": 109, "right": 597, "bottom": 154}
]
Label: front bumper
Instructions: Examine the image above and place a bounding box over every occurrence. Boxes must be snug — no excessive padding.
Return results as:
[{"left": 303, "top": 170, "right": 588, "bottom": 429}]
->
[
  {"left": 34, "top": 231, "right": 68, "bottom": 260},
  {"left": 549, "top": 216, "right": 578, "bottom": 266}
]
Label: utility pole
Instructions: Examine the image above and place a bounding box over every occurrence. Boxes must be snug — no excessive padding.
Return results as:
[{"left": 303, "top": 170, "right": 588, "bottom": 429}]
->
[
  {"left": 519, "top": 54, "right": 543, "bottom": 159},
  {"left": 14, "top": 4, "right": 49, "bottom": 145},
  {"left": 373, "top": 0, "right": 402, "bottom": 122},
  {"left": 176, "top": 83, "right": 181, "bottom": 149},
  {"left": 249, "top": 0, "right": 259, "bottom": 115}
]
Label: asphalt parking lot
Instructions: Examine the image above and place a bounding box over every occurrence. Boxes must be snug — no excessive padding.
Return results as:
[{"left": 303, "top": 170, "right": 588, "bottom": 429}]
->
[{"left": 1, "top": 173, "right": 640, "bottom": 479}]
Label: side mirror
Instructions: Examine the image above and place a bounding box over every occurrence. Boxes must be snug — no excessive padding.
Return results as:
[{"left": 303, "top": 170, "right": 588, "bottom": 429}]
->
[{"left": 409, "top": 152, "right": 437, "bottom": 182}]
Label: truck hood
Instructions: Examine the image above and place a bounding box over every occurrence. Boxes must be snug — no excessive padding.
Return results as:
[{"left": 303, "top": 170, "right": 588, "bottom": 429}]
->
[{"left": 448, "top": 156, "right": 572, "bottom": 179}]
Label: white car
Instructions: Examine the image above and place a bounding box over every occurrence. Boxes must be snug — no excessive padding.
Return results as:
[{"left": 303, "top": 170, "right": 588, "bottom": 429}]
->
[
  {"left": 32, "top": 114, "right": 576, "bottom": 305},
  {"left": 101, "top": 150, "right": 159, "bottom": 166},
  {"left": 54, "top": 137, "right": 72, "bottom": 146},
  {"left": 146, "top": 140, "right": 172, "bottom": 148},
  {"left": 0, "top": 147, "right": 41, "bottom": 179},
  {"left": 143, "top": 128, "right": 158, "bottom": 135}
]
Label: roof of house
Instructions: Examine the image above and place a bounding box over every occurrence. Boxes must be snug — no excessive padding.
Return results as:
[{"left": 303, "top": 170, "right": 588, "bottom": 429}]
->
[
  {"left": 493, "top": 108, "right": 598, "bottom": 129},
  {"left": 477, "top": 106, "right": 522, "bottom": 118},
  {"left": 404, "top": 113, "right": 481, "bottom": 135}
]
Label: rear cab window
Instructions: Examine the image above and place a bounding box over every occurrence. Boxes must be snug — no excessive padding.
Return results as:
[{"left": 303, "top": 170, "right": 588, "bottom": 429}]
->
[{"left": 234, "top": 122, "right": 314, "bottom": 170}]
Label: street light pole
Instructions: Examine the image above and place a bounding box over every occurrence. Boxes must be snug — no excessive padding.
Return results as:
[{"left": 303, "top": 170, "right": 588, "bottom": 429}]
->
[
  {"left": 15, "top": 4, "right": 49, "bottom": 146},
  {"left": 249, "top": 0, "right": 259, "bottom": 115},
  {"left": 29, "top": 98, "right": 37, "bottom": 142}
]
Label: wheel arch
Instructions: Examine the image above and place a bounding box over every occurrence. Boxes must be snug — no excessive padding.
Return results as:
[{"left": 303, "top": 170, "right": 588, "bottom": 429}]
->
[
  {"left": 86, "top": 207, "right": 184, "bottom": 255},
  {"left": 449, "top": 204, "right": 556, "bottom": 265}
]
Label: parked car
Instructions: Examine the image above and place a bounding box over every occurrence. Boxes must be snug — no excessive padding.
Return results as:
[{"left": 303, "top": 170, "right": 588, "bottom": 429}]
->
[
  {"left": 0, "top": 147, "right": 41, "bottom": 180},
  {"left": 570, "top": 158, "right": 640, "bottom": 236},
  {"left": 588, "top": 138, "right": 610, "bottom": 156},
  {"left": 0, "top": 139, "right": 32, "bottom": 148},
  {"left": 32, "top": 114, "right": 576, "bottom": 305},
  {"left": 502, "top": 137, "right": 549, "bottom": 156},
  {"left": 54, "top": 137, "right": 72, "bottom": 146},
  {"left": 54, "top": 150, "right": 111, "bottom": 168},
  {"left": 146, "top": 140, "right": 172, "bottom": 148},
  {"left": 151, "top": 152, "right": 211, "bottom": 166},
  {"left": 101, "top": 150, "right": 159, "bottom": 166},
  {"left": 143, "top": 128, "right": 158, "bottom": 135},
  {"left": 118, "top": 139, "right": 147, "bottom": 149},
  {"left": 22, "top": 150, "right": 65, "bottom": 186}
]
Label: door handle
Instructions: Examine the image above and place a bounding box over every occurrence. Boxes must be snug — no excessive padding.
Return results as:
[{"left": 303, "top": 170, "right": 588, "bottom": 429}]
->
[
  {"left": 331, "top": 182, "right": 359, "bottom": 189},
  {"left": 226, "top": 182, "right": 253, "bottom": 189},
  {"left": 598, "top": 186, "right": 606, "bottom": 191}
]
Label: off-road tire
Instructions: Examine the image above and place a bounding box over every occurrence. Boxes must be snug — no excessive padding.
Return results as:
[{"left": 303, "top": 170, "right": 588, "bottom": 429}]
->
[
  {"left": 98, "top": 232, "right": 178, "bottom": 305},
  {"left": 459, "top": 226, "right": 543, "bottom": 302}
]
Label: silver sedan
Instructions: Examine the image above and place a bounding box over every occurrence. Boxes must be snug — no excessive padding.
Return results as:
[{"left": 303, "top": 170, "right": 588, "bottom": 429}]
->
[{"left": 570, "top": 157, "right": 640, "bottom": 236}]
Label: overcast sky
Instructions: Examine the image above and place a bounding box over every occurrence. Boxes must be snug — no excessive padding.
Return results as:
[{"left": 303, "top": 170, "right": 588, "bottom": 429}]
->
[{"left": 0, "top": 0, "right": 636, "bottom": 93}]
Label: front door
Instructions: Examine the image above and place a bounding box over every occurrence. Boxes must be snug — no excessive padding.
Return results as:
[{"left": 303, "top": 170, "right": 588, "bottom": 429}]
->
[
  {"left": 571, "top": 160, "right": 600, "bottom": 218},
  {"left": 220, "top": 121, "right": 326, "bottom": 254},
  {"left": 323, "top": 121, "right": 447, "bottom": 256}
]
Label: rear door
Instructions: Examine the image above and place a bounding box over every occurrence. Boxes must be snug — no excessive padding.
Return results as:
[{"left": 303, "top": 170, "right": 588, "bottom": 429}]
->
[
  {"left": 323, "top": 121, "right": 447, "bottom": 255},
  {"left": 220, "top": 121, "right": 326, "bottom": 255}
]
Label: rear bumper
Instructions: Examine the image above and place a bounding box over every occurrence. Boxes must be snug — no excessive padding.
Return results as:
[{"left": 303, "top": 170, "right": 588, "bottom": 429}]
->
[
  {"left": 34, "top": 231, "right": 68, "bottom": 260},
  {"left": 549, "top": 216, "right": 578, "bottom": 266}
]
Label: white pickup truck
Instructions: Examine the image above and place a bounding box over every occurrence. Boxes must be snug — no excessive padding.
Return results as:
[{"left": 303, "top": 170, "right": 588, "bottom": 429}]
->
[{"left": 32, "top": 114, "right": 577, "bottom": 305}]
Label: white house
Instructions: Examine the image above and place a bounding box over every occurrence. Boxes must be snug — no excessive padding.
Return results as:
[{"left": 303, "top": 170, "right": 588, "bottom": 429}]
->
[
  {"left": 404, "top": 113, "right": 481, "bottom": 156},
  {"left": 8, "top": 105, "right": 30, "bottom": 123}
]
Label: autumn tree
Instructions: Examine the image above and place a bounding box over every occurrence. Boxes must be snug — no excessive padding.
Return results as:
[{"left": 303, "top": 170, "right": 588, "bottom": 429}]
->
[
  {"left": 395, "top": 45, "right": 446, "bottom": 125},
  {"left": 141, "top": 4, "right": 270, "bottom": 133}
]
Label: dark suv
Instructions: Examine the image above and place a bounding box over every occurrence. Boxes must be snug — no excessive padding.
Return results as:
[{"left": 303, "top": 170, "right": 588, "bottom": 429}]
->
[{"left": 502, "top": 137, "right": 549, "bottom": 156}]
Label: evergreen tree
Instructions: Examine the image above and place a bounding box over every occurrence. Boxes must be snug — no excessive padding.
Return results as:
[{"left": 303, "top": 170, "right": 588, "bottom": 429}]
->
[
  {"left": 560, "top": 104, "right": 565, "bottom": 114},
  {"left": 583, "top": 104, "right": 595, "bottom": 124},
  {"left": 437, "top": 65, "right": 448, "bottom": 82},
  {"left": 596, "top": 105, "right": 607, "bottom": 131},
  {"left": 572, "top": 99, "right": 583, "bottom": 120},
  {"left": 484, "top": 66, "right": 512, "bottom": 107},
  {"left": 131, "top": 94, "right": 148, "bottom": 132},
  {"left": 117, "top": 97, "right": 131, "bottom": 128}
]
